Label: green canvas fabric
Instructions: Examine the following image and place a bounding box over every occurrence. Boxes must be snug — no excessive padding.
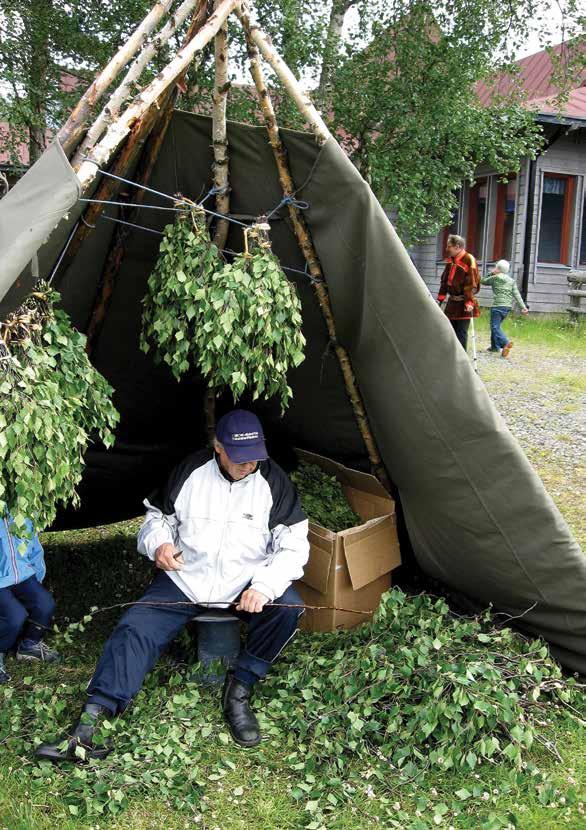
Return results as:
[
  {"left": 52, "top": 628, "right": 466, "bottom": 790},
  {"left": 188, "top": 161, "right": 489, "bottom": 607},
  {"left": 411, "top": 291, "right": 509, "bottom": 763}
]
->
[
  {"left": 0, "top": 140, "right": 80, "bottom": 304},
  {"left": 299, "top": 137, "right": 586, "bottom": 672},
  {"left": 0, "top": 111, "right": 584, "bottom": 673}
]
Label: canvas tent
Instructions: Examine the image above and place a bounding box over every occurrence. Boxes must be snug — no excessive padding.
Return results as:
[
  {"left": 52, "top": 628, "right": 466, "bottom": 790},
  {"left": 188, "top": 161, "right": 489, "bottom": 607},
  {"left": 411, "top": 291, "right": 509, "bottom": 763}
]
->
[{"left": 0, "top": 0, "right": 585, "bottom": 674}]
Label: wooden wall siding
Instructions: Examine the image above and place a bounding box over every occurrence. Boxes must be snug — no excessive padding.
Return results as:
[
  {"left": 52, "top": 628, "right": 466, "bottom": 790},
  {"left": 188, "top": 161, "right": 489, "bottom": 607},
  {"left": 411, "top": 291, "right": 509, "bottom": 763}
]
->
[
  {"left": 410, "top": 128, "right": 586, "bottom": 313},
  {"left": 525, "top": 129, "right": 586, "bottom": 311}
]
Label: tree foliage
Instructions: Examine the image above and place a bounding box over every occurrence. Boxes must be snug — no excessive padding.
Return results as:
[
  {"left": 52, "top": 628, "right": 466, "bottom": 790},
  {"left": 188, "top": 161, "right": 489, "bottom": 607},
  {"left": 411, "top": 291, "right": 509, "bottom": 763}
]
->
[
  {"left": 1, "top": 0, "right": 583, "bottom": 239},
  {"left": 0, "top": 0, "right": 155, "bottom": 165},
  {"left": 191, "top": 0, "right": 584, "bottom": 244}
]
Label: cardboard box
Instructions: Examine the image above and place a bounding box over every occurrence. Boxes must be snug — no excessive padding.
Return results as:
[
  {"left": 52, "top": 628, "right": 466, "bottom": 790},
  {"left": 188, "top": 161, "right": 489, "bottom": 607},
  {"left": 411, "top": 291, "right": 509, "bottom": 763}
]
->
[{"left": 294, "top": 449, "right": 401, "bottom": 632}]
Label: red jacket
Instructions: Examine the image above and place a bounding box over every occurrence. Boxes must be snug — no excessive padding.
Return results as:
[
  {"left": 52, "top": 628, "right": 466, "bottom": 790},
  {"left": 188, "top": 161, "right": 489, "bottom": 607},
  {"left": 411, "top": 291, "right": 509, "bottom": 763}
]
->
[{"left": 438, "top": 250, "right": 480, "bottom": 320}]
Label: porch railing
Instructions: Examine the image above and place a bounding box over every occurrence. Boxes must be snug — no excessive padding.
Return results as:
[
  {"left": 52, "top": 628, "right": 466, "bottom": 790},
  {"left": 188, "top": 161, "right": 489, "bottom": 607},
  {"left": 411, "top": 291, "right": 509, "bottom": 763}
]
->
[{"left": 567, "top": 271, "right": 586, "bottom": 323}]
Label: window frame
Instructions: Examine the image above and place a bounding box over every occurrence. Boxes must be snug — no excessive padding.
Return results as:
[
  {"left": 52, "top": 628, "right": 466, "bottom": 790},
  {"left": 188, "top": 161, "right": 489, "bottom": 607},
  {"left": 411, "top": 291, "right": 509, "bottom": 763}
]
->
[
  {"left": 537, "top": 172, "right": 576, "bottom": 265},
  {"left": 492, "top": 175, "right": 517, "bottom": 261},
  {"left": 466, "top": 177, "right": 488, "bottom": 259}
]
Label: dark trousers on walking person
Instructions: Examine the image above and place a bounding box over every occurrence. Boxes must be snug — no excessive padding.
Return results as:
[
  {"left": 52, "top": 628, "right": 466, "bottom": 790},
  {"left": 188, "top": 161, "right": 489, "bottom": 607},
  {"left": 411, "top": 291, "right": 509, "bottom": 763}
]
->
[
  {"left": 450, "top": 319, "right": 470, "bottom": 351},
  {"left": 86, "top": 570, "right": 303, "bottom": 715},
  {"left": 0, "top": 576, "right": 56, "bottom": 652},
  {"left": 490, "top": 306, "right": 511, "bottom": 351}
]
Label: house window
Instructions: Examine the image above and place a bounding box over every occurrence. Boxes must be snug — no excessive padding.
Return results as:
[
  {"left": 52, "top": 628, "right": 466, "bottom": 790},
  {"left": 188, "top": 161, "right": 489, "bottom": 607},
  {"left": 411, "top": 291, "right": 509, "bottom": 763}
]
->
[
  {"left": 438, "top": 202, "right": 460, "bottom": 258},
  {"left": 538, "top": 173, "right": 575, "bottom": 264},
  {"left": 467, "top": 178, "right": 488, "bottom": 260},
  {"left": 580, "top": 194, "right": 586, "bottom": 265},
  {"left": 493, "top": 177, "right": 516, "bottom": 261}
]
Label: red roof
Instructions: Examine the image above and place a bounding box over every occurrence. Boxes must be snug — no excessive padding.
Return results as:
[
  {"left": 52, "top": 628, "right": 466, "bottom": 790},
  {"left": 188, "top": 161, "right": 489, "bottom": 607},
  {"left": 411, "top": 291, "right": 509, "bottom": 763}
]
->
[{"left": 476, "top": 41, "right": 586, "bottom": 119}]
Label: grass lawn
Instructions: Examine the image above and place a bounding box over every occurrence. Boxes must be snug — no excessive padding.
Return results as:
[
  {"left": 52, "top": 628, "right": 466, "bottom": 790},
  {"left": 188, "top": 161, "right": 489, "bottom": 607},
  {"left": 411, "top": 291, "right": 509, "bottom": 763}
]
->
[{"left": 1, "top": 317, "right": 585, "bottom": 830}]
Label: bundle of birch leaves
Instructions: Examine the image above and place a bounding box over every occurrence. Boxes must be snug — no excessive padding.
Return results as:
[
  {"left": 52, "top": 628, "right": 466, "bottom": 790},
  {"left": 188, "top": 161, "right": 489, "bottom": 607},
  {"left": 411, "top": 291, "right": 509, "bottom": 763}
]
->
[
  {"left": 141, "top": 207, "right": 305, "bottom": 409},
  {"left": 0, "top": 283, "right": 118, "bottom": 542}
]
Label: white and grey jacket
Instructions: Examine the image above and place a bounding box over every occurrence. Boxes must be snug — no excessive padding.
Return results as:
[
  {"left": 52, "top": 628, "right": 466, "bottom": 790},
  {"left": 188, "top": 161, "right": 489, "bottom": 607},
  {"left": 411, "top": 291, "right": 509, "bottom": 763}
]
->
[{"left": 137, "top": 449, "right": 309, "bottom": 605}]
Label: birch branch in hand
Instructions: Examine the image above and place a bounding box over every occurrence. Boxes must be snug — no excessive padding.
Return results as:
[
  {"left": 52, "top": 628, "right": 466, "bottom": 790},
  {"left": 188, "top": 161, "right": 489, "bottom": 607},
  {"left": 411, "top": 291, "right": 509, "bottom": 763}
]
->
[
  {"left": 76, "top": 0, "right": 239, "bottom": 194},
  {"left": 57, "top": 0, "right": 175, "bottom": 158},
  {"left": 73, "top": 0, "right": 200, "bottom": 168}
]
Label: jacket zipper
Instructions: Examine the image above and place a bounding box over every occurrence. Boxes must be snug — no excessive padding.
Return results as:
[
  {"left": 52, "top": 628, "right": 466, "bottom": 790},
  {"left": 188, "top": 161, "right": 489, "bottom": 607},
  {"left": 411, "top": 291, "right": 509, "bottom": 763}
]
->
[
  {"left": 3, "top": 517, "right": 19, "bottom": 582},
  {"left": 206, "top": 477, "right": 232, "bottom": 605}
]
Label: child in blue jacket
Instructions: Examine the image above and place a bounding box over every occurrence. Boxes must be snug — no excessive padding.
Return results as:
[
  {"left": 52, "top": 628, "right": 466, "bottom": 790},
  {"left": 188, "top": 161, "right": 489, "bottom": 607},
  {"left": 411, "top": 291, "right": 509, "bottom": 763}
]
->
[{"left": 0, "top": 516, "right": 60, "bottom": 683}]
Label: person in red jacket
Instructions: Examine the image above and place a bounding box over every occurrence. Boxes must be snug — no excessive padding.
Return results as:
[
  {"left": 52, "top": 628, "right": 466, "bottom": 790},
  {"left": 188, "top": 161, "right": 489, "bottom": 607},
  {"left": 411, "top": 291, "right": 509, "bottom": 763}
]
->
[{"left": 437, "top": 234, "right": 480, "bottom": 351}]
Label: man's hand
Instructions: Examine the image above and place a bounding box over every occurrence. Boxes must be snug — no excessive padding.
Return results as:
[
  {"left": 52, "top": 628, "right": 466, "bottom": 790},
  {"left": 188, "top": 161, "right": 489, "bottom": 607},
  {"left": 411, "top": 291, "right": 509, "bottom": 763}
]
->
[
  {"left": 155, "top": 543, "right": 184, "bottom": 571},
  {"left": 237, "top": 589, "right": 270, "bottom": 614},
  {"left": 522, "top": 308, "right": 529, "bottom": 315}
]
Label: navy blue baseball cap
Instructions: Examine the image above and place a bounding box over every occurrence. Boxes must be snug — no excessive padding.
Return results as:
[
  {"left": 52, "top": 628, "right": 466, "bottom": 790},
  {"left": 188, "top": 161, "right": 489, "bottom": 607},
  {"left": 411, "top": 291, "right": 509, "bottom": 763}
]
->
[{"left": 215, "top": 409, "right": 268, "bottom": 463}]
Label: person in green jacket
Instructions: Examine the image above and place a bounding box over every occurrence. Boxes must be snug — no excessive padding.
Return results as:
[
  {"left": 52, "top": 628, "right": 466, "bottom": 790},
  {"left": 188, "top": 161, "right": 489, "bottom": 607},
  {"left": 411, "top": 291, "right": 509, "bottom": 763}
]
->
[{"left": 481, "top": 260, "right": 528, "bottom": 358}]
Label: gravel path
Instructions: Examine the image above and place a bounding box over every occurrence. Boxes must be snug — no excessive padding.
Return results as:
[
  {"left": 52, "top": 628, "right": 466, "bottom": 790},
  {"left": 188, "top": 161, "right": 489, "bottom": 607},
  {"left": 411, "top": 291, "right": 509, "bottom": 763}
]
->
[{"left": 475, "top": 340, "right": 585, "bottom": 545}]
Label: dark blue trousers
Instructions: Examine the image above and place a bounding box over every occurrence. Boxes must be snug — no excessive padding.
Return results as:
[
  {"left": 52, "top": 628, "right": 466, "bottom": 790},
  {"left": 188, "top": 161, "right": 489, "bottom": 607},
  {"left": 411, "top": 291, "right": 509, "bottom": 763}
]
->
[
  {"left": 87, "top": 571, "right": 303, "bottom": 714},
  {"left": 490, "top": 306, "right": 511, "bottom": 350},
  {"left": 450, "top": 318, "right": 470, "bottom": 351},
  {"left": 0, "top": 577, "right": 56, "bottom": 652}
]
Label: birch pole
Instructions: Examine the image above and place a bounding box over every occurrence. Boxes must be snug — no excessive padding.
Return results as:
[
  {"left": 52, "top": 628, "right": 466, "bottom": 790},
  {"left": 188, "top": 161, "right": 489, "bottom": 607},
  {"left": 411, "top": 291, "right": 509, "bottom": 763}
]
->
[
  {"left": 53, "top": 1, "right": 211, "bottom": 294},
  {"left": 73, "top": 0, "right": 200, "bottom": 169},
  {"left": 83, "top": 3, "right": 212, "bottom": 355},
  {"left": 238, "top": 7, "right": 391, "bottom": 490},
  {"left": 211, "top": 0, "right": 231, "bottom": 251},
  {"left": 205, "top": 0, "right": 232, "bottom": 437},
  {"left": 57, "top": 0, "right": 175, "bottom": 158},
  {"left": 76, "top": 0, "right": 239, "bottom": 195},
  {"left": 235, "top": 2, "right": 329, "bottom": 145}
]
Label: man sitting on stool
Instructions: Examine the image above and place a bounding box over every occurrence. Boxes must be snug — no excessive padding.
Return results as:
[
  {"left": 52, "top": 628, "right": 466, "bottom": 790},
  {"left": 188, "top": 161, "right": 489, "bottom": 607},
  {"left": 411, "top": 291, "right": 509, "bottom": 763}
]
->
[{"left": 37, "top": 409, "right": 309, "bottom": 760}]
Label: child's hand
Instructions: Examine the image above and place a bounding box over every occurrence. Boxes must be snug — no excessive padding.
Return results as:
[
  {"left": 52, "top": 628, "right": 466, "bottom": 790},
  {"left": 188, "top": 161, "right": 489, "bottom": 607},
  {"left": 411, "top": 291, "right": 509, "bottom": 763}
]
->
[{"left": 522, "top": 309, "right": 529, "bottom": 315}]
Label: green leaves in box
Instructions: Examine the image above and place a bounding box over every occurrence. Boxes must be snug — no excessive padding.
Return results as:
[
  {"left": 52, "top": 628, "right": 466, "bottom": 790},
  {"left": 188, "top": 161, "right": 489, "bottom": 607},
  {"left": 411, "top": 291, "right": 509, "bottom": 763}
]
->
[{"left": 291, "top": 462, "right": 361, "bottom": 532}]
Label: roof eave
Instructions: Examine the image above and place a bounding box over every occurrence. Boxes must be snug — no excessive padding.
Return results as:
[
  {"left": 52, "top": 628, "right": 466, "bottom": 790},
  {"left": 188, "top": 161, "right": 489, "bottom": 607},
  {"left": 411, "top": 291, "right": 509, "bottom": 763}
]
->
[{"left": 536, "top": 112, "right": 586, "bottom": 128}]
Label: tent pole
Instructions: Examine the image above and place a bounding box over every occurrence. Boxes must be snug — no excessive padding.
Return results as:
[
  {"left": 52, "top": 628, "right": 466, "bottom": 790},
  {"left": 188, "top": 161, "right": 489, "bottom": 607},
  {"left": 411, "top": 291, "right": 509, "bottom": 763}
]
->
[
  {"left": 52, "top": 1, "right": 211, "bottom": 289},
  {"left": 235, "top": 2, "right": 329, "bottom": 146},
  {"left": 238, "top": 10, "right": 391, "bottom": 490},
  {"left": 205, "top": 0, "right": 232, "bottom": 436},
  {"left": 84, "top": 2, "right": 212, "bottom": 357},
  {"left": 211, "top": 0, "right": 231, "bottom": 250},
  {"left": 57, "top": 0, "right": 176, "bottom": 159},
  {"left": 73, "top": 0, "right": 201, "bottom": 169},
  {"left": 76, "top": 0, "right": 238, "bottom": 195},
  {"left": 52, "top": 102, "right": 168, "bottom": 285}
]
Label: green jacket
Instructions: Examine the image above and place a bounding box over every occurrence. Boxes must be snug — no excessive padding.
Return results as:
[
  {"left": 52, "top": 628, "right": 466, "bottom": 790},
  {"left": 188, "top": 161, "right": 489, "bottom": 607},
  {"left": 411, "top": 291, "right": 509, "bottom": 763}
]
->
[{"left": 480, "top": 273, "right": 527, "bottom": 311}]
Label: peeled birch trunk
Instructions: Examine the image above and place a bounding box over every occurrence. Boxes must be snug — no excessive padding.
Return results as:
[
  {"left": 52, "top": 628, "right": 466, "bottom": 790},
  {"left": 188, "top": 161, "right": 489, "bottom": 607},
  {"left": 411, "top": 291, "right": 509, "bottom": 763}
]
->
[
  {"left": 206, "top": 0, "right": 232, "bottom": 437},
  {"left": 73, "top": 0, "right": 200, "bottom": 168},
  {"left": 57, "top": 0, "right": 175, "bottom": 158},
  {"left": 240, "top": 11, "right": 391, "bottom": 489},
  {"left": 317, "top": 0, "right": 358, "bottom": 106},
  {"left": 54, "top": 1, "right": 211, "bottom": 290},
  {"left": 82, "top": 3, "right": 212, "bottom": 354},
  {"left": 211, "top": 0, "right": 231, "bottom": 251},
  {"left": 76, "top": 0, "right": 238, "bottom": 194}
]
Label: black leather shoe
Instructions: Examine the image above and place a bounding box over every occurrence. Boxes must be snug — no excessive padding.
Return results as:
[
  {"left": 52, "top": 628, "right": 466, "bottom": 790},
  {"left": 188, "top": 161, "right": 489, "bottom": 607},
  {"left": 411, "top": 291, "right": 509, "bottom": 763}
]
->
[
  {"left": 36, "top": 703, "right": 113, "bottom": 763},
  {"left": 222, "top": 672, "right": 261, "bottom": 747}
]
